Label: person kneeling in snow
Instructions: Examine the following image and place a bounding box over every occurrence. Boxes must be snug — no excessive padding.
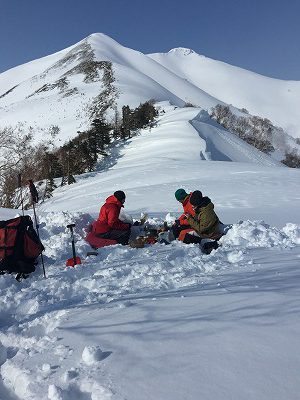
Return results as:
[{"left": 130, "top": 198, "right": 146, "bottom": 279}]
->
[
  {"left": 172, "top": 188, "right": 196, "bottom": 243},
  {"left": 184, "top": 190, "right": 223, "bottom": 251},
  {"left": 93, "top": 191, "right": 131, "bottom": 245}
]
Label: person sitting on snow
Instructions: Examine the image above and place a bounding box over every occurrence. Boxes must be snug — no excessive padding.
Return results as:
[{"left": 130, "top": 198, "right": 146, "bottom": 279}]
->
[
  {"left": 185, "top": 190, "right": 223, "bottom": 242},
  {"left": 172, "top": 188, "right": 198, "bottom": 244},
  {"left": 93, "top": 190, "right": 131, "bottom": 245}
]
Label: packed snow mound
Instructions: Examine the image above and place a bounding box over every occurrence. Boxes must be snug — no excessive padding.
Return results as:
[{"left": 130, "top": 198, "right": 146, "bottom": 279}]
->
[
  {"left": 38, "top": 211, "right": 93, "bottom": 263},
  {"left": 221, "top": 220, "right": 300, "bottom": 248},
  {"left": 82, "top": 346, "right": 105, "bottom": 365}
]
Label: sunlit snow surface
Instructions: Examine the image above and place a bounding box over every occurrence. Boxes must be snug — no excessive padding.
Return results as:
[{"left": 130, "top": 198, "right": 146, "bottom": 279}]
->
[{"left": 0, "top": 105, "right": 300, "bottom": 400}]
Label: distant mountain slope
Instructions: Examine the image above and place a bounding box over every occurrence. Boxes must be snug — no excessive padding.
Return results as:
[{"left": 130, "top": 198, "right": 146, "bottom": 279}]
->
[
  {"left": 149, "top": 49, "right": 300, "bottom": 139},
  {"left": 0, "top": 34, "right": 223, "bottom": 144},
  {"left": 1, "top": 33, "right": 299, "bottom": 145}
]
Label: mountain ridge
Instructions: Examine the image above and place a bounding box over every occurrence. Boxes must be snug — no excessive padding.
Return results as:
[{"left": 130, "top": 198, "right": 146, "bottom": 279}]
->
[{"left": 0, "top": 32, "right": 299, "bottom": 143}]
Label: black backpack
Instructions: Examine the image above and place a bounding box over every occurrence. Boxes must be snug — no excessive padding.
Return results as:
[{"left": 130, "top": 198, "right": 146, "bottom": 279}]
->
[{"left": 0, "top": 215, "right": 44, "bottom": 280}]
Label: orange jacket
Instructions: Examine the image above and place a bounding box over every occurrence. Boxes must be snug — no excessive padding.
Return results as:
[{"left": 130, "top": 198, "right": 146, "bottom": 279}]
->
[
  {"left": 94, "top": 195, "right": 131, "bottom": 234},
  {"left": 178, "top": 193, "right": 195, "bottom": 226}
]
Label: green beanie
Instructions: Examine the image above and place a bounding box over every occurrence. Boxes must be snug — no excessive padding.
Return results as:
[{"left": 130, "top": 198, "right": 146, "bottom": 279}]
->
[{"left": 175, "top": 188, "right": 188, "bottom": 202}]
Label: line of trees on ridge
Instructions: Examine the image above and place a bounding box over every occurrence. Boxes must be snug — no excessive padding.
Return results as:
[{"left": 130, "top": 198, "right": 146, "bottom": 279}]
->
[{"left": 0, "top": 100, "right": 158, "bottom": 208}]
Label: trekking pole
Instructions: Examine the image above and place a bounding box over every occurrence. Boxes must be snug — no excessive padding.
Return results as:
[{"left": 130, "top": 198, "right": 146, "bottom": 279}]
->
[
  {"left": 28, "top": 180, "right": 46, "bottom": 278},
  {"left": 33, "top": 202, "right": 46, "bottom": 278},
  {"left": 66, "top": 224, "right": 82, "bottom": 267},
  {"left": 18, "top": 173, "right": 24, "bottom": 216}
]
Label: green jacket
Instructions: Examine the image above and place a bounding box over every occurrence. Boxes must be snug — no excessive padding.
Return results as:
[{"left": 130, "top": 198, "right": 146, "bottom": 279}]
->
[{"left": 186, "top": 198, "right": 222, "bottom": 240}]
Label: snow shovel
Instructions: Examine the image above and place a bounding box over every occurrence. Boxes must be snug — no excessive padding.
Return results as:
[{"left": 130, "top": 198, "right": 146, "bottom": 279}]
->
[{"left": 66, "top": 224, "right": 82, "bottom": 267}]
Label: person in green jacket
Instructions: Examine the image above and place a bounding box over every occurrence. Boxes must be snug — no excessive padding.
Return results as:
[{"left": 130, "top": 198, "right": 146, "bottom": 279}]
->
[
  {"left": 185, "top": 190, "right": 223, "bottom": 240},
  {"left": 183, "top": 190, "right": 223, "bottom": 254}
]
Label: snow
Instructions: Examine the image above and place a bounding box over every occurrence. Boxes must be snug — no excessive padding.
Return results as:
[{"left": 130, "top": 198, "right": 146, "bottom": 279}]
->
[
  {"left": 81, "top": 346, "right": 105, "bottom": 366},
  {"left": 0, "top": 103, "right": 300, "bottom": 399},
  {"left": 149, "top": 48, "right": 300, "bottom": 138}
]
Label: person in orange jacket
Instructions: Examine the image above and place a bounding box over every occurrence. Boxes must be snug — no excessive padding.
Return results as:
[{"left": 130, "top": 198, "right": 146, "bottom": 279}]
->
[
  {"left": 173, "top": 189, "right": 221, "bottom": 253},
  {"left": 172, "top": 188, "right": 199, "bottom": 243},
  {"left": 93, "top": 191, "right": 131, "bottom": 245}
]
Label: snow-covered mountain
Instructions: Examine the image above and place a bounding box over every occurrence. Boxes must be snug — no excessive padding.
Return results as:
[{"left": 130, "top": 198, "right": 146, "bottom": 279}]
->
[
  {"left": 150, "top": 48, "right": 300, "bottom": 139},
  {"left": 0, "top": 33, "right": 300, "bottom": 145}
]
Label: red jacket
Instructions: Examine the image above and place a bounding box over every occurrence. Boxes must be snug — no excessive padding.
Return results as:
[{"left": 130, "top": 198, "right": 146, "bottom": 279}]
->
[
  {"left": 94, "top": 195, "right": 131, "bottom": 234},
  {"left": 178, "top": 193, "right": 195, "bottom": 226}
]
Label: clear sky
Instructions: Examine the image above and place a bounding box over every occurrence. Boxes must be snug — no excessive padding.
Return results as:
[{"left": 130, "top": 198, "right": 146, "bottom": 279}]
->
[{"left": 1, "top": 0, "right": 299, "bottom": 80}]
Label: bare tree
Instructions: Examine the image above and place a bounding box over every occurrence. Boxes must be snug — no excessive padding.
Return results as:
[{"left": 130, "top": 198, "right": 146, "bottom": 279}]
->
[{"left": 0, "top": 126, "right": 33, "bottom": 206}]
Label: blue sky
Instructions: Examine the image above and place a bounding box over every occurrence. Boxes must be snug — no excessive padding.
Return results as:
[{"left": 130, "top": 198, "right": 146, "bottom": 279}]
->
[{"left": 1, "top": 0, "right": 299, "bottom": 80}]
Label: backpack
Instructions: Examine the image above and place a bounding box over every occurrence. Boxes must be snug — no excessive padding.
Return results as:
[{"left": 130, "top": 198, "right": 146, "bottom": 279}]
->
[{"left": 0, "top": 215, "right": 44, "bottom": 279}]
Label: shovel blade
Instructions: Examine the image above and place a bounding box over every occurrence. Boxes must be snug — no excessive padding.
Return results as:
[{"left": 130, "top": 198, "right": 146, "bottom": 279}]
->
[{"left": 66, "top": 256, "right": 82, "bottom": 267}]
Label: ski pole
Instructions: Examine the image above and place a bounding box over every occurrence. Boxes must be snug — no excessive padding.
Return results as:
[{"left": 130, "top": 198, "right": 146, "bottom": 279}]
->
[
  {"left": 28, "top": 180, "right": 46, "bottom": 278},
  {"left": 33, "top": 202, "right": 46, "bottom": 278},
  {"left": 18, "top": 173, "right": 24, "bottom": 216}
]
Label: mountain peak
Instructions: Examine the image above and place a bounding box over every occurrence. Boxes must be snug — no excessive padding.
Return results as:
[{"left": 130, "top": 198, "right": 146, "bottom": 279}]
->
[
  {"left": 84, "top": 32, "right": 121, "bottom": 47},
  {"left": 168, "top": 47, "right": 196, "bottom": 56}
]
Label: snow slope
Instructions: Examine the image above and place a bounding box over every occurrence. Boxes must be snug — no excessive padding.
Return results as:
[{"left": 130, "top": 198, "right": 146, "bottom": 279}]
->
[
  {"left": 0, "top": 104, "right": 300, "bottom": 400},
  {"left": 39, "top": 106, "right": 297, "bottom": 227},
  {"left": 150, "top": 48, "right": 300, "bottom": 138}
]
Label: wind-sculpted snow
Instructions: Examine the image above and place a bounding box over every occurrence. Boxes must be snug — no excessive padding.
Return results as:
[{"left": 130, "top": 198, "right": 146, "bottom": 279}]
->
[{"left": 221, "top": 220, "right": 300, "bottom": 248}]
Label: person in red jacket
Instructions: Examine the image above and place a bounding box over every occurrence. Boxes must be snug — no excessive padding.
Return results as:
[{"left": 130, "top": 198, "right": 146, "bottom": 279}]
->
[{"left": 94, "top": 191, "right": 131, "bottom": 245}]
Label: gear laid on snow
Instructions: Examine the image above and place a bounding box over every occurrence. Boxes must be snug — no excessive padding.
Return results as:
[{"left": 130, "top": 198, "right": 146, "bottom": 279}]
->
[
  {"left": 66, "top": 224, "right": 82, "bottom": 267},
  {"left": 0, "top": 215, "right": 44, "bottom": 280}
]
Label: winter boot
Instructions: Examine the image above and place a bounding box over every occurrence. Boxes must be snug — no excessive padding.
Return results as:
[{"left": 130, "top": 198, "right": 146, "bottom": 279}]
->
[{"left": 201, "top": 241, "right": 219, "bottom": 255}]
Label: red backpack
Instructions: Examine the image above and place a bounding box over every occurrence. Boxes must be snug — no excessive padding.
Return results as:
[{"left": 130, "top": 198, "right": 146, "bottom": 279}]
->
[{"left": 0, "top": 215, "right": 44, "bottom": 279}]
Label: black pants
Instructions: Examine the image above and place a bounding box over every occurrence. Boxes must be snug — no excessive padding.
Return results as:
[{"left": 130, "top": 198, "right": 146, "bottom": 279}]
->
[
  {"left": 172, "top": 221, "right": 192, "bottom": 239},
  {"left": 183, "top": 233, "right": 202, "bottom": 244},
  {"left": 98, "top": 229, "right": 131, "bottom": 245}
]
